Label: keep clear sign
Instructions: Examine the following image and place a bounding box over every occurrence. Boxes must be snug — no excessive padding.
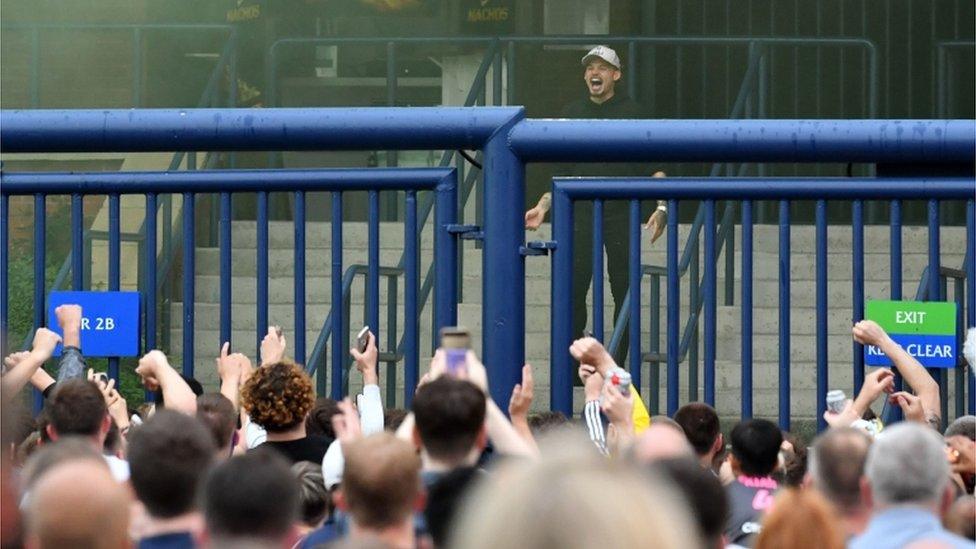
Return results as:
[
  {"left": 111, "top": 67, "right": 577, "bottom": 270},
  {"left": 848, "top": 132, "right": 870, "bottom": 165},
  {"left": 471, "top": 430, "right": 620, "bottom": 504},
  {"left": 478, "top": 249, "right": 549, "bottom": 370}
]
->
[
  {"left": 865, "top": 300, "right": 957, "bottom": 368},
  {"left": 47, "top": 291, "right": 140, "bottom": 357}
]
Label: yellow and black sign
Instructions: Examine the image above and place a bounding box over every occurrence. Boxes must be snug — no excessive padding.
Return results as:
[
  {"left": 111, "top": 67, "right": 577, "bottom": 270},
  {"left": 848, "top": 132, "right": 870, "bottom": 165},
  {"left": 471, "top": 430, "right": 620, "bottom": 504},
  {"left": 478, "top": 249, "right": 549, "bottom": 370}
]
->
[{"left": 462, "top": 0, "right": 514, "bottom": 34}]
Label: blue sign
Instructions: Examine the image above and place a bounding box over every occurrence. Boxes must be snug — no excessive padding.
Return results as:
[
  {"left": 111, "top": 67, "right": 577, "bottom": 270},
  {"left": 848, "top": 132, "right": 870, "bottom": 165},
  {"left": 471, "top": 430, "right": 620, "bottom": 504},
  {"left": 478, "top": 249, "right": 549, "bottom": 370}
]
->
[
  {"left": 864, "top": 334, "right": 957, "bottom": 368},
  {"left": 47, "top": 291, "right": 141, "bottom": 357}
]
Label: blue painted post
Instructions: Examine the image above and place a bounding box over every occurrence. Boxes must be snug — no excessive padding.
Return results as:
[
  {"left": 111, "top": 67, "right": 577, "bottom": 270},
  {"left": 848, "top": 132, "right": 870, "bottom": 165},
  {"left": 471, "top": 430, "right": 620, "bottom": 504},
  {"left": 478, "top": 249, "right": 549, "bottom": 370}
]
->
[
  {"left": 482, "top": 114, "right": 526, "bottom": 407},
  {"left": 816, "top": 200, "right": 828, "bottom": 432},
  {"left": 889, "top": 200, "right": 904, "bottom": 417},
  {"left": 667, "top": 199, "right": 680, "bottom": 415},
  {"left": 629, "top": 200, "right": 642, "bottom": 391},
  {"left": 703, "top": 199, "right": 716, "bottom": 406},
  {"left": 219, "top": 192, "right": 232, "bottom": 348},
  {"left": 955, "top": 279, "right": 965, "bottom": 418},
  {"left": 967, "top": 200, "right": 975, "bottom": 414},
  {"left": 550, "top": 189, "right": 574, "bottom": 415},
  {"left": 778, "top": 200, "right": 791, "bottom": 431},
  {"left": 592, "top": 200, "right": 604, "bottom": 341},
  {"left": 649, "top": 273, "right": 660, "bottom": 415},
  {"left": 0, "top": 194, "right": 7, "bottom": 355},
  {"left": 33, "top": 194, "right": 45, "bottom": 414},
  {"left": 689, "top": 244, "right": 699, "bottom": 402},
  {"left": 72, "top": 194, "right": 84, "bottom": 290},
  {"left": 256, "top": 191, "right": 269, "bottom": 354},
  {"left": 145, "top": 194, "right": 157, "bottom": 352},
  {"left": 108, "top": 194, "right": 121, "bottom": 382},
  {"left": 404, "top": 191, "right": 419, "bottom": 404},
  {"left": 433, "top": 175, "right": 458, "bottom": 333},
  {"left": 368, "top": 191, "right": 380, "bottom": 363},
  {"left": 927, "top": 200, "right": 941, "bottom": 390},
  {"left": 182, "top": 193, "right": 195, "bottom": 377},
  {"left": 853, "top": 200, "right": 865, "bottom": 394},
  {"left": 331, "top": 193, "right": 344, "bottom": 399},
  {"left": 741, "top": 200, "right": 754, "bottom": 419},
  {"left": 294, "top": 191, "right": 306, "bottom": 365}
]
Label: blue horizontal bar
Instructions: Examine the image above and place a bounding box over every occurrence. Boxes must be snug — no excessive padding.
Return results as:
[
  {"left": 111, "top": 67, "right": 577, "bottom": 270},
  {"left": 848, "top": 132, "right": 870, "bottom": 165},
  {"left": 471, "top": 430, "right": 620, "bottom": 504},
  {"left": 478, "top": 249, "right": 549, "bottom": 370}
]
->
[
  {"left": 553, "top": 178, "right": 974, "bottom": 201},
  {"left": 512, "top": 120, "right": 975, "bottom": 163},
  {"left": 1, "top": 168, "right": 456, "bottom": 195},
  {"left": 0, "top": 108, "right": 524, "bottom": 153}
]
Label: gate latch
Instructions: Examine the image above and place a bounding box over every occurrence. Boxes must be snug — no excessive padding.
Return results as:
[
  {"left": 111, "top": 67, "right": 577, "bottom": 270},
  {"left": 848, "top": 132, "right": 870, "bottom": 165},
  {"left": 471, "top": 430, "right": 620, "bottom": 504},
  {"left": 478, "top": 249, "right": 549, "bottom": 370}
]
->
[
  {"left": 520, "top": 240, "right": 557, "bottom": 256},
  {"left": 445, "top": 224, "right": 484, "bottom": 241}
]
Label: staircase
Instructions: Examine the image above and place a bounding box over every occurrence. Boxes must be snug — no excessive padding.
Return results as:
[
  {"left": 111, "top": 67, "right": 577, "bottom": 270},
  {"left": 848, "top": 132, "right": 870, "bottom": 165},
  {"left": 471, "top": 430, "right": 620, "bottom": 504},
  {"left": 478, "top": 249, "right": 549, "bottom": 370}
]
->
[{"left": 171, "top": 217, "right": 968, "bottom": 421}]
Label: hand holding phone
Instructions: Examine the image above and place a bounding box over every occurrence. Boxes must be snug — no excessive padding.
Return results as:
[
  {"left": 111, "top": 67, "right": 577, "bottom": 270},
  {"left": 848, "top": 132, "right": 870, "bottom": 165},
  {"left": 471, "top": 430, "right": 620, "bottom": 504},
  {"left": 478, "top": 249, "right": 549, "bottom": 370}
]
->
[
  {"left": 440, "top": 327, "right": 470, "bottom": 377},
  {"left": 356, "top": 326, "right": 370, "bottom": 353}
]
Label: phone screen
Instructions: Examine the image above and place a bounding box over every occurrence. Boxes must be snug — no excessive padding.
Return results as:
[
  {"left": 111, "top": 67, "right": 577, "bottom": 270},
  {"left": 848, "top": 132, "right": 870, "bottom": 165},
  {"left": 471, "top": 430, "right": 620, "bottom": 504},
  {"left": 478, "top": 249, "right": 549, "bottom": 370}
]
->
[{"left": 440, "top": 327, "right": 470, "bottom": 376}]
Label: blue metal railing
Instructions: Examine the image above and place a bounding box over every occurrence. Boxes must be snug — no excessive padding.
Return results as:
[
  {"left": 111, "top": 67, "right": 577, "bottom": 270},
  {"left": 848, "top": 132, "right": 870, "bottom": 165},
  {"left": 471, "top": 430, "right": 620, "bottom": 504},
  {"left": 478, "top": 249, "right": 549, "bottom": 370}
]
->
[
  {"left": 550, "top": 177, "right": 975, "bottom": 430},
  {"left": 2, "top": 109, "right": 973, "bottom": 417},
  {"left": 0, "top": 167, "right": 459, "bottom": 405}
]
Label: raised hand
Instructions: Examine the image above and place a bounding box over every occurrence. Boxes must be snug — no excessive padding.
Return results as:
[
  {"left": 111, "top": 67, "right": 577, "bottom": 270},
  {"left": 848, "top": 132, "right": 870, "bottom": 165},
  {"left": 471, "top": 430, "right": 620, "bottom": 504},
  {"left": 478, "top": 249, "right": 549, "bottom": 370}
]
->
[
  {"left": 31, "top": 328, "right": 63, "bottom": 362},
  {"left": 508, "top": 364, "right": 535, "bottom": 419},
  {"left": 350, "top": 330, "right": 379, "bottom": 386},
  {"left": 260, "top": 326, "right": 287, "bottom": 366},
  {"left": 569, "top": 337, "right": 616, "bottom": 376}
]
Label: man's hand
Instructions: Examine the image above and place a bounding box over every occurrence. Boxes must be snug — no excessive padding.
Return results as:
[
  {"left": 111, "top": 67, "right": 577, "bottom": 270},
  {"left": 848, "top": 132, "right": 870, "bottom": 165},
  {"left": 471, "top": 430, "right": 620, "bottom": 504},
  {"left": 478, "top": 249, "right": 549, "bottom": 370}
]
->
[
  {"left": 30, "top": 328, "right": 62, "bottom": 362},
  {"left": 579, "top": 364, "right": 604, "bottom": 402},
  {"left": 853, "top": 320, "right": 891, "bottom": 348},
  {"left": 823, "top": 399, "right": 860, "bottom": 429},
  {"left": 4, "top": 351, "right": 31, "bottom": 371},
  {"left": 350, "top": 331, "right": 379, "bottom": 386},
  {"left": 508, "top": 364, "right": 534, "bottom": 419},
  {"left": 860, "top": 368, "right": 895, "bottom": 400},
  {"left": 135, "top": 350, "right": 168, "bottom": 391},
  {"left": 54, "top": 304, "right": 83, "bottom": 348},
  {"left": 216, "top": 342, "right": 248, "bottom": 383},
  {"left": 946, "top": 435, "right": 976, "bottom": 475},
  {"left": 260, "top": 326, "right": 287, "bottom": 366},
  {"left": 525, "top": 205, "right": 546, "bottom": 231},
  {"left": 888, "top": 391, "right": 926, "bottom": 424},
  {"left": 600, "top": 381, "right": 634, "bottom": 428},
  {"left": 569, "top": 337, "right": 616, "bottom": 376},
  {"left": 644, "top": 209, "right": 666, "bottom": 244}
]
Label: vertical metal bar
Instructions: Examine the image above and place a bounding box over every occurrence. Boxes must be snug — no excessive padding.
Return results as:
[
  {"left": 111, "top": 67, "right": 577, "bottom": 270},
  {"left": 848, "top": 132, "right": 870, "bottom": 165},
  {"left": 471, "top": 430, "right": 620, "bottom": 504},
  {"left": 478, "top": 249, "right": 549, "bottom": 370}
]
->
[
  {"left": 955, "top": 278, "right": 965, "bottom": 418},
  {"left": 219, "top": 192, "right": 232, "bottom": 349},
  {"left": 29, "top": 28, "right": 40, "bottom": 108},
  {"left": 33, "top": 194, "right": 46, "bottom": 413},
  {"left": 940, "top": 279, "right": 949, "bottom": 422},
  {"left": 72, "top": 194, "right": 84, "bottom": 290},
  {"left": 506, "top": 41, "right": 516, "bottom": 105},
  {"left": 967, "top": 199, "right": 975, "bottom": 414},
  {"left": 667, "top": 199, "right": 680, "bottom": 415},
  {"left": 592, "top": 200, "right": 605, "bottom": 341},
  {"left": 331, "top": 192, "right": 344, "bottom": 399},
  {"left": 629, "top": 200, "right": 642, "bottom": 391},
  {"left": 927, "top": 200, "right": 941, "bottom": 391},
  {"left": 649, "top": 273, "right": 661, "bottom": 415},
  {"left": 704, "top": 200, "right": 716, "bottom": 406},
  {"left": 492, "top": 44, "right": 503, "bottom": 106},
  {"left": 778, "top": 200, "right": 791, "bottom": 431},
  {"left": 256, "top": 191, "right": 269, "bottom": 354},
  {"left": 889, "top": 200, "right": 904, "bottom": 416},
  {"left": 551, "top": 190, "right": 574, "bottom": 415},
  {"left": 853, "top": 200, "right": 865, "bottom": 393},
  {"left": 725, "top": 203, "right": 735, "bottom": 306},
  {"left": 182, "top": 193, "right": 195, "bottom": 377},
  {"left": 294, "top": 191, "right": 306, "bottom": 366},
  {"left": 404, "top": 191, "right": 419, "bottom": 405},
  {"left": 108, "top": 195, "right": 121, "bottom": 382},
  {"left": 132, "top": 28, "right": 142, "bottom": 107},
  {"left": 434, "top": 178, "right": 458, "bottom": 333},
  {"left": 161, "top": 196, "right": 172, "bottom": 351},
  {"left": 145, "top": 194, "right": 157, "bottom": 351},
  {"left": 368, "top": 191, "right": 381, "bottom": 357},
  {"left": 816, "top": 200, "right": 828, "bottom": 432},
  {"left": 385, "top": 43, "right": 398, "bottom": 220},
  {"left": 758, "top": 50, "right": 768, "bottom": 177},
  {"left": 741, "top": 200, "right": 753, "bottom": 419},
  {"left": 628, "top": 41, "right": 638, "bottom": 101},
  {"left": 689, "top": 242, "right": 699, "bottom": 402},
  {"left": 387, "top": 275, "right": 397, "bottom": 406},
  {"left": 0, "top": 194, "right": 7, "bottom": 355}
]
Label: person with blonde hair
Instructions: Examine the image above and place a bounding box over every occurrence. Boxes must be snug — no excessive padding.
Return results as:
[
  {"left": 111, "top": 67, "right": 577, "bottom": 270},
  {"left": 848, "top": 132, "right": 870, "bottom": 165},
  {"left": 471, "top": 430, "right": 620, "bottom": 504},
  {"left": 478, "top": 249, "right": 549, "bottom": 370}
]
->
[
  {"left": 449, "top": 436, "right": 699, "bottom": 549},
  {"left": 755, "top": 489, "right": 845, "bottom": 549}
]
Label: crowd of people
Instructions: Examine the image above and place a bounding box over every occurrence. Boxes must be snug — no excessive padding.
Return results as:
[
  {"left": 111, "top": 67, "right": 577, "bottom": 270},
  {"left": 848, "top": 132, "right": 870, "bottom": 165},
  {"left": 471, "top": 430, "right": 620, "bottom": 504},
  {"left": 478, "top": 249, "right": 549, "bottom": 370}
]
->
[{"left": 1, "top": 303, "right": 975, "bottom": 549}]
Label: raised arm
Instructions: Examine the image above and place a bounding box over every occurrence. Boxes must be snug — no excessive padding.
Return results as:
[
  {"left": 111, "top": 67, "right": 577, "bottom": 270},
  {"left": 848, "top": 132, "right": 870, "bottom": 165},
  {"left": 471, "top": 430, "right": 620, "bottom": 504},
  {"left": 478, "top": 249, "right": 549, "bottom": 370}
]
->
[
  {"left": 136, "top": 350, "right": 197, "bottom": 415},
  {"left": 54, "top": 304, "right": 87, "bottom": 382},
  {"left": 351, "top": 331, "right": 383, "bottom": 436},
  {"left": 853, "top": 320, "right": 941, "bottom": 428},
  {"left": 1, "top": 328, "right": 61, "bottom": 400}
]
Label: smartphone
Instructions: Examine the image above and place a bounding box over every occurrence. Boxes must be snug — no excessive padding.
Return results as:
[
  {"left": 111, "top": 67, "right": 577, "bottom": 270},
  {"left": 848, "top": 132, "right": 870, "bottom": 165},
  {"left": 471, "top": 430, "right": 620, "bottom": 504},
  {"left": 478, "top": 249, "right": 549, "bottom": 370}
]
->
[
  {"left": 440, "top": 327, "right": 470, "bottom": 376},
  {"left": 355, "top": 326, "right": 370, "bottom": 353},
  {"left": 93, "top": 372, "right": 109, "bottom": 386}
]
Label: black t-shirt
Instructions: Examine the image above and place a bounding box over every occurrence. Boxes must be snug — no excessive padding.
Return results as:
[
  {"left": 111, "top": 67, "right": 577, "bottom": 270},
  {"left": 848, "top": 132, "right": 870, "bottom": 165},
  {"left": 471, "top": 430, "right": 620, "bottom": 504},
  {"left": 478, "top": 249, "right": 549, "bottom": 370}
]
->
[
  {"left": 560, "top": 92, "right": 646, "bottom": 120},
  {"left": 724, "top": 475, "right": 779, "bottom": 547},
  {"left": 256, "top": 435, "right": 332, "bottom": 464}
]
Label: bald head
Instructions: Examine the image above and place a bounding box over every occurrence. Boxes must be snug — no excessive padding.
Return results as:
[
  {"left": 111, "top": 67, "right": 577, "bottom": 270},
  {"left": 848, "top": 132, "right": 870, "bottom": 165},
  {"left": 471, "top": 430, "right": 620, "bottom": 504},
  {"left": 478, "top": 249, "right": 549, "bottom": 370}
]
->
[
  {"left": 632, "top": 424, "right": 695, "bottom": 464},
  {"left": 809, "top": 427, "right": 872, "bottom": 513},
  {"left": 27, "top": 460, "right": 130, "bottom": 549}
]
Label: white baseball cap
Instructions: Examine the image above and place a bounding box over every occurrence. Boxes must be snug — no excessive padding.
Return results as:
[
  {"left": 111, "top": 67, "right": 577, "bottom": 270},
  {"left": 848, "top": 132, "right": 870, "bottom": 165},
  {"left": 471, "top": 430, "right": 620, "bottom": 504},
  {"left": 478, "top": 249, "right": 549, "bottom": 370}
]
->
[{"left": 581, "top": 45, "right": 621, "bottom": 70}]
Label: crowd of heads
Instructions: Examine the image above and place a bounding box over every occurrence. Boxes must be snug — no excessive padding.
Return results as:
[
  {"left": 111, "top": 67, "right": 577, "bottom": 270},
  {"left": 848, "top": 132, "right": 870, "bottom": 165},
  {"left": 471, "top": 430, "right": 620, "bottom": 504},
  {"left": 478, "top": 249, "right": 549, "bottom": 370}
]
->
[{"left": 1, "top": 306, "right": 974, "bottom": 549}]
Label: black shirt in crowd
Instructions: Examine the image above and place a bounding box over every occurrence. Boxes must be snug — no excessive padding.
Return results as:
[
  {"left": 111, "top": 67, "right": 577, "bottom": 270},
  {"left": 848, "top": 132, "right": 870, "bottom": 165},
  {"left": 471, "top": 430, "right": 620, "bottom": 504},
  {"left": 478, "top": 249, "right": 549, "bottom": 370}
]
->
[{"left": 257, "top": 434, "right": 332, "bottom": 464}]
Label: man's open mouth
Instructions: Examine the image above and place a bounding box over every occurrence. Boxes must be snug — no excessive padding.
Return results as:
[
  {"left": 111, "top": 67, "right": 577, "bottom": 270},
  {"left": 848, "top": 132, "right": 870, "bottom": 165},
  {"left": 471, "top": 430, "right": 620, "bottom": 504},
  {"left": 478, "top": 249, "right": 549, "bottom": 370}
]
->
[{"left": 590, "top": 78, "right": 603, "bottom": 85}]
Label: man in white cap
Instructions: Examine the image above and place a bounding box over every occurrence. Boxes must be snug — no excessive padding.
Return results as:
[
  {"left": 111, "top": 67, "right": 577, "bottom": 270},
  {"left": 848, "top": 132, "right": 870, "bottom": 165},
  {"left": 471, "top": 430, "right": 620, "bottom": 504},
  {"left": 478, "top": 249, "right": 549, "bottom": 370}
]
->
[{"left": 525, "top": 45, "right": 664, "bottom": 366}]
